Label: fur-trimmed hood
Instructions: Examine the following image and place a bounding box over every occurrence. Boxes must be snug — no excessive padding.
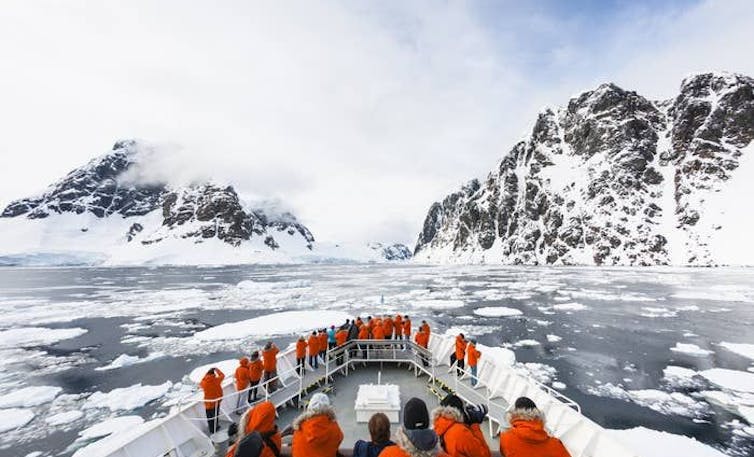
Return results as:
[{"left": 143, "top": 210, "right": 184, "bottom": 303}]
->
[
  {"left": 394, "top": 425, "right": 439, "bottom": 457},
  {"left": 505, "top": 407, "right": 545, "bottom": 424},
  {"left": 291, "top": 405, "right": 337, "bottom": 430},
  {"left": 431, "top": 405, "right": 465, "bottom": 437}
]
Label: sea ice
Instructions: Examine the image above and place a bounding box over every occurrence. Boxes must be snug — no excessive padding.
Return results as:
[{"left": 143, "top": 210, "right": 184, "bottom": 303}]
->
[
  {"left": 699, "top": 368, "right": 754, "bottom": 393},
  {"left": 670, "top": 343, "right": 713, "bottom": 357},
  {"left": 641, "top": 307, "right": 678, "bottom": 318},
  {"left": 188, "top": 359, "right": 239, "bottom": 383},
  {"left": 552, "top": 302, "right": 588, "bottom": 311},
  {"left": 77, "top": 415, "right": 145, "bottom": 440},
  {"left": 719, "top": 342, "right": 754, "bottom": 361},
  {"left": 662, "top": 366, "right": 704, "bottom": 389},
  {"left": 410, "top": 299, "right": 465, "bottom": 309},
  {"left": 513, "top": 339, "right": 540, "bottom": 347},
  {"left": 0, "top": 385, "right": 62, "bottom": 408},
  {"left": 473, "top": 306, "right": 523, "bottom": 317},
  {"left": 609, "top": 426, "right": 729, "bottom": 457},
  {"left": 84, "top": 382, "right": 172, "bottom": 411},
  {"left": 193, "top": 310, "right": 351, "bottom": 341},
  {"left": 0, "top": 327, "right": 87, "bottom": 348},
  {"left": 0, "top": 408, "right": 35, "bottom": 432},
  {"left": 546, "top": 334, "right": 562, "bottom": 343},
  {"left": 552, "top": 381, "right": 567, "bottom": 390},
  {"left": 95, "top": 352, "right": 165, "bottom": 371},
  {"left": 45, "top": 410, "right": 84, "bottom": 426}
]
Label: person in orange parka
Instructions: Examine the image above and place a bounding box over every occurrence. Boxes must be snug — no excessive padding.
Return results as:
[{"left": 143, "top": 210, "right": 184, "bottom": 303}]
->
[
  {"left": 225, "top": 400, "right": 281, "bottom": 457},
  {"left": 402, "top": 315, "right": 411, "bottom": 340},
  {"left": 372, "top": 323, "right": 385, "bottom": 340},
  {"left": 499, "top": 397, "right": 571, "bottom": 457},
  {"left": 308, "top": 331, "right": 320, "bottom": 369},
  {"left": 454, "top": 334, "right": 467, "bottom": 376},
  {"left": 383, "top": 315, "right": 394, "bottom": 339},
  {"left": 234, "top": 357, "right": 251, "bottom": 412},
  {"left": 433, "top": 394, "right": 490, "bottom": 457},
  {"left": 318, "top": 329, "right": 328, "bottom": 364},
  {"left": 292, "top": 393, "right": 344, "bottom": 457},
  {"left": 200, "top": 367, "right": 225, "bottom": 434},
  {"left": 380, "top": 397, "right": 447, "bottom": 457},
  {"left": 414, "top": 329, "right": 429, "bottom": 366},
  {"left": 262, "top": 341, "right": 279, "bottom": 392},
  {"left": 394, "top": 314, "right": 403, "bottom": 336},
  {"left": 420, "top": 320, "right": 430, "bottom": 336},
  {"left": 248, "top": 351, "right": 263, "bottom": 403},
  {"left": 296, "top": 336, "right": 307, "bottom": 375},
  {"left": 467, "top": 340, "right": 481, "bottom": 387}
]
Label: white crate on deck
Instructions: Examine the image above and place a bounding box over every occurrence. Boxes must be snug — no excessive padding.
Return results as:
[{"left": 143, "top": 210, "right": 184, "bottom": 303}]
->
[{"left": 355, "top": 384, "right": 400, "bottom": 423}]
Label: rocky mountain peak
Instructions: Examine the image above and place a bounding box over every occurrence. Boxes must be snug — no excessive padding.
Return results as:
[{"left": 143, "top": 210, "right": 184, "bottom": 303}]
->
[{"left": 415, "top": 72, "right": 754, "bottom": 266}]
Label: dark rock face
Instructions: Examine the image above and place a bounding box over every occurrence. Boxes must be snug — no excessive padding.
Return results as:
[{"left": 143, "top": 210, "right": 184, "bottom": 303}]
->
[
  {"left": 415, "top": 72, "right": 754, "bottom": 265},
  {"left": 368, "top": 243, "right": 412, "bottom": 261},
  {"left": 1, "top": 140, "right": 315, "bottom": 251}
]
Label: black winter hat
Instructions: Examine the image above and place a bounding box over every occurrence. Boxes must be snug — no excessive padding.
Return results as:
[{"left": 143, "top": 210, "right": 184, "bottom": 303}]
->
[
  {"left": 514, "top": 396, "right": 537, "bottom": 410},
  {"left": 440, "top": 394, "right": 464, "bottom": 414},
  {"left": 403, "top": 397, "right": 430, "bottom": 430}
]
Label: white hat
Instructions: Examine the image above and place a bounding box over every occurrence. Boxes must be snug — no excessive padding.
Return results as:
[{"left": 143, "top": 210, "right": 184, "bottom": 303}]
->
[{"left": 308, "top": 392, "right": 330, "bottom": 411}]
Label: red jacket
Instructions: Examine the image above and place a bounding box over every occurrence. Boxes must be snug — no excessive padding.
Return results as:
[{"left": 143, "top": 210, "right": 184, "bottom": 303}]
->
[
  {"left": 402, "top": 319, "right": 411, "bottom": 336},
  {"left": 335, "top": 329, "right": 348, "bottom": 346},
  {"left": 467, "top": 343, "right": 481, "bottom": 367},
  {"left": 292, "top": 408, "right": 344, "bottom": 457},
  {"left": 318, "top": 333, "right": 328, "bottom": 352},
  {"left": 455, "top": 336, "right": 467, "bottom": 361},
  {"left": 248, "top": 359, "right": 263, "bottom": 382},
  {"left": 415, "top": 331, "right": 429, "bottom": 348},
  {"left": 296, "top": 339, "right": 308, "bottom": 359},
  {"left": 200, "top": 369, "right": 225, "bottom": 409},
  {"left": 434, "top": 407, "right": 491, "bottom": 457},
  {"left": 499, "top": 419, "right": 571, "bottom": 457},
  {"left": 235, "top": 357, "right": 251, "bottom": 390},
  {"left": 262, "top": 345, "right": 279, "bottom": 372},
  {"left": 308, "top": 335, "right": 319, "bottom": 356},
  {"left": 226, "top": 401, "right": 281, "bottom": 457},
  {"left": 358, "top": 325, "right": 370, "bottom": 339}
]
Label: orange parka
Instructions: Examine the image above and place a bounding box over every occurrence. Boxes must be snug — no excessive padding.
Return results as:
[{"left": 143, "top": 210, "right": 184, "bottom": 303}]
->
[
  {"left": 335, "top": 329, "right": 348, "bottom": 346},
  {"left": 421, "top": 322, "right": 431, "bottom": 335},
  {"left": 415, "top": 330, "right": 429, "bottom": 348},
  {"left": 383, "top": 317, "right": 394, "bottom": 337},
  {"left": 455, "top": 335, "right": 467, "bottom": 362},
  {"left": 249, "top": 358, "right": 263, "bottom": 382},
  {"left": 403, "top": 319, "right": 411, "bottom": 336},
  {"left": 262, "top": 344, "right": 279, "bottom": 372},
  {"left": 394, "top": 314, "right": 403, "bottom": 331},
  {"left": 433, "top": 407, "right": 491, "bottom": 457},
  {"left": 235, "top": 357, "right": 251, "bottom": 391},
  {"left": 372, "top": 324, "right": 385, "bottom": 340},
  {"left": 308, "top": 334, "right": 319, "bottom": 356},
  {"left": 358, "top": 325, "right": 370, "bottom": 339},
  {"left": 296, "top": 339, "right": 308, "bottom": 359},
  {"left": 291, "top": 406, "right": 344, "bottom": 457},
  {"left": 200, "top": 368, "right": 225, "bottom": 410},
  {"left": 467, "top": 343, "right": 481, "bottom": 367},
  {"left": 318, "top": 332, "right": 328, "bottom": 352},
  {"left": 225, "top": 401, "right": 281, "bottom": 457},
  {"left": 499, "top": 419, "right": 571, "bottom": 457}
]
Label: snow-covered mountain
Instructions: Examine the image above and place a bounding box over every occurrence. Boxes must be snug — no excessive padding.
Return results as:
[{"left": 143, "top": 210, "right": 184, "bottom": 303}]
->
[
  {"left": 0, "top": 140, "right": 409, "bottom": 265},
  {"left": 414, "top": 72, "right": 754, "bottom": 266}
]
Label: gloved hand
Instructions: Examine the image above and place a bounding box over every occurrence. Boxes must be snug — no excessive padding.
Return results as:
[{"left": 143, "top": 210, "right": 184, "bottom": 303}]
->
[{"left": 464, "top": 403, "right": 488, "bottom": 424}]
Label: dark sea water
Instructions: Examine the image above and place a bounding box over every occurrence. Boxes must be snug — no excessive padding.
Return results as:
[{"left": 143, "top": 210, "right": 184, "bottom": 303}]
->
[{"left": 0, "top": 265, "right": 752, "bottom": 457}]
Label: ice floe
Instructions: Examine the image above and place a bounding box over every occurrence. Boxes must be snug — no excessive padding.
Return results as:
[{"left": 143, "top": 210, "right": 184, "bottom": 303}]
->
[
  {"left": 473, "top": 306, "right": 523, "bottom": 317},
  {"left": 77, "top": 415, "right": 145, "bottom": 440},
  {"left": 552, "top": 381, "right": 567, "bottom": 390},
  {"left": 662, "top": 366, "right": 705, "bottom": 389},
  {"left": 45, "top": 410, "right": 84, "bottom": 426},
  {"left": 515, "top": 362, "right": 557, "bottom": 384},
  {"left": 609, "top": 426, "right": 729, "bottom": 457},
  {"left": 0, "top": 385, "right": 62, "bottom": 408},
  {"left": 552, "top": 302, "right": 588, "bottom": 311},
  {"left": 0, "top": 327, "right": 87, "bottom": 348},
  {"left": 95, "top": 352, "right": 165, "bottom": 371},
  {"left": 546, "top": 334, "right": 562, "bottom": 343},
  {"left": 699, "top": 368, "right": 754, "bottom": 393},
  {"left": 410, "top": 299, "right": 465, "bottom": 309},
  {"left": 84, "top": 382, "right": 172, "bottom": 411},
  {"left": 719, "top": 342, "right": 754, "bottom": 361},
  {"left": 512, "top": 339, "right": 540, "bottom": 348},
  {"left": 0, "top": 408, "right": 35, "bottom": 432},
  {"left": 641, "top": 307, "right": 678, "bottom": 318},
  {"left": 587, "top": 383, "right": 707, "bottom": 418},
  {"left": 193, "top": 310, "right": 351, "bottom": 341},
  {"left": 670, "top": 343, "right": 713, "bottom": 357}
]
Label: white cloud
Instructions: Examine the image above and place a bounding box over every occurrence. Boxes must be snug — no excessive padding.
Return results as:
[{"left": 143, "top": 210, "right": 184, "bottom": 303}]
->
[{"left": 0, "top": 0, "right": 752, "bottom": 246}]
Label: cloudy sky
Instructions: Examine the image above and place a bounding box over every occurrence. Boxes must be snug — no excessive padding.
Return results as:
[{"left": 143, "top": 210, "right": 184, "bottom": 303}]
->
[{"left": 1, "top": 0, "right": 753, "bottom": 245}]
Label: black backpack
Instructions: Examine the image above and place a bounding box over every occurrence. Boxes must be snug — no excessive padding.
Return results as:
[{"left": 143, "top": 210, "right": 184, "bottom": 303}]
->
[{"left": 234, "top": 430, "right": 280, "bottom": 457}]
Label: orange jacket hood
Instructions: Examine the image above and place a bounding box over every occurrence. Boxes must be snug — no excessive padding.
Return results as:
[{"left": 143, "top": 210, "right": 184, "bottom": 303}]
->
[
  {"left": 239, "top": 357, "right": 249, "bottom": 367},
  {"left": 292, "top": 406, "right": 344, "bottom": 457},
  {"left": 509, "top": 419, "right": 548, "bottom": 443},
  {"left": 245, "top": 401, "right": 277, "bottom": 434}
]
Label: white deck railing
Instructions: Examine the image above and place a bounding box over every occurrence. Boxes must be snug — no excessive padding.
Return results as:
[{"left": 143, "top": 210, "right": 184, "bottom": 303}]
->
[{"left": 81, "top": 332, "right": 639, "bottom": 457}]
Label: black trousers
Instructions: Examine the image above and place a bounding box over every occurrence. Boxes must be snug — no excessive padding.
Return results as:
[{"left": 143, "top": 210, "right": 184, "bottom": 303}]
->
[
  {"left": 457, "top": 358, "right": 465, "bottom": 376},
  {"left": 297, "top": 357, "right": 305, "bottom": 374},
  {"left": 205, "top": 403, "right": 220, "bottom": 434},
  {"left": 248, "top": 380, "right": 259, "bottom": 403}
]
